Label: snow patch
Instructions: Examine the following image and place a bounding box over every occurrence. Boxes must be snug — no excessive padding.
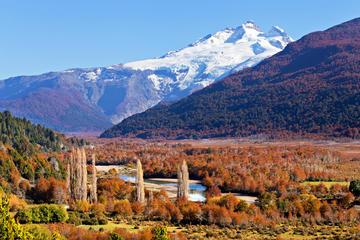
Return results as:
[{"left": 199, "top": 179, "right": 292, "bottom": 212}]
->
[
  {"left": 80, "top": 71, "right": 99, "bottom": 82},
  {"left": 148, "top": 74, "right": 162, "bottom": 90},
  {"left": 251, "top": 42, "right": 266, "bottom": 55}
]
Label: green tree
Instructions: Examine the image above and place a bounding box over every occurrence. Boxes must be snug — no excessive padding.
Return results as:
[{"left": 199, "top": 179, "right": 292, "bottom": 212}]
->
[
  {"left": 349, "top": 180, "right": 360, "bottom": 197},
  {"left": 0, "top": 196, "right": 33, "bottom": 239},
  {"left": 258, "top": 192, "right": 277, "bottom": 211},
  {"left": 15, "top": 204, "right": 68, "bottom": 224},
  {"left": 151, "top": 226, "right": 170, "bottom": 240},
  {"left": 109, "top": 232, "right": 124, "bottom": 240}
]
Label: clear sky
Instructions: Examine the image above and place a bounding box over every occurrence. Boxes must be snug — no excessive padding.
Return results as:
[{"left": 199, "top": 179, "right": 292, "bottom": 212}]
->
[{"left": 1, "top": 0, "right": 359, "bottom": 79}]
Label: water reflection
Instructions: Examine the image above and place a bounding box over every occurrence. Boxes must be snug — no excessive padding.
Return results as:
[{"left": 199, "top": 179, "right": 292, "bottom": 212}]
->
[{"left": 119, "top": 175, "right": 206, "bottom": 202}]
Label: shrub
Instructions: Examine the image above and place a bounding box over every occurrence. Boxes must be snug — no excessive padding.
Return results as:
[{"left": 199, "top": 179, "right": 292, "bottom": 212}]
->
[
  {"left": 49, "top": 205, "right": 68, "bottom": 222},
  {"left": 337, "top": 193, "right": 354, "bottom": 208},
  {"left": 15, "top": 204, "right": 68, "bottom": 224},
  {"left": 151, "top": 226, "right": 170, "bottom": 240},
  {"left": 109, "top": 232, "right": 124, "bottom": 240},
  {"left": 73, "top": 199, "right": 90, "bottom": 212},
  {"left": 15, "top": 208, "right": 32, "bottom": 224},
  {"left": 82, "top": 217, "right": 98, "bottom": 225},
  {"left": 67, "top": 211, "right": 82, "bottom": 226},
  {"left": 131, "top": 201, "right": 143, "bottom": 215},
  {"left": 235, "top": 199, "right": 249, "bottom": 212},
  {"left": 26, "top": 225, "right": 52, "bottom": 240},
  {"left": 98, "top": 218, "right": 108, "bottom": 225},
  {"left": 90, "top": 202, "right": 105, "bottom": 217},
  {"left": 9, "top": 194, "right": 27, "bottom": 212},
  {"left": 32, "top": 177, "right": 67, "bottom": 204},
  {"left": 218, "top": 193, "right": 238, "bottom": 211},
  {"left": 113, "top": 199, "right": 133, "bottom": 217},
  {"left": 0, "top": 196, "right": 34, "bottom": 239}
]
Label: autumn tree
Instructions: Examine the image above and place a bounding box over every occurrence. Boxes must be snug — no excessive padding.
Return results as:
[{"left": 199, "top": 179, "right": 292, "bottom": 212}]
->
[{"left": 32, "top": 177, "right": 67, "bottom": 204}]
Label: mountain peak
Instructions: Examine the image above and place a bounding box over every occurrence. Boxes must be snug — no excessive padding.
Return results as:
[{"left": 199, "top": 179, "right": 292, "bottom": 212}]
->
[
  {"left": 268, "top": 26, "right": 286, "bottom": 35},
  {"left": 242, "top": 20, "right": 261, "bottom": 32},
  {"left": 263, "top": 25, "right": 294, "bottom": 44},
  {"left": 0, "top": 21, "right": 292, "bottom": 132},
  {"left": 101, "top": 17, "right": 360, "bottom": 139}
]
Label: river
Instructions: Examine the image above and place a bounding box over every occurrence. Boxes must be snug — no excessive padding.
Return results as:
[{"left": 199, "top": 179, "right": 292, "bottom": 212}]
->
[
  {"left": 96, "top": 165, "right": 256, "bottom": 203},
  {"left": 119, "top": 175, "right": 206, "bottom": 201}
]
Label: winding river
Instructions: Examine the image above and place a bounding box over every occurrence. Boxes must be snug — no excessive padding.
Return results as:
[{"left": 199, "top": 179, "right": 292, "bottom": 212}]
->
[{"left": 96, "top": 165, "right": 256, "bottom": 203}]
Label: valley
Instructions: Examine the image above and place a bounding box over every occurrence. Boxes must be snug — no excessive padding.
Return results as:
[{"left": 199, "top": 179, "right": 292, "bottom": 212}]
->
[
  {"left": 103, "top": 18, "right": 360, "bottom": 140},
  {"left": 1, "top": 111, "right": 360, "bottom": 239},
  {"left": 1, "top": 5, "right": 360, "bottom": 240},
  {"left": 0, "top": 21, "right": 291, "bottom": 132}
]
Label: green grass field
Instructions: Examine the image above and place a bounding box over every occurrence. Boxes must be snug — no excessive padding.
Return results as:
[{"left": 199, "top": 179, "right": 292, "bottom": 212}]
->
[
  {"left": 80, "top": 222, "right": 142, "bottom": 232},
  {"left": 79, "top": 221, "right": 183, "bottom": 233},
  {"left": 78, "top": 220, "right": 359, "bottom": 239}
]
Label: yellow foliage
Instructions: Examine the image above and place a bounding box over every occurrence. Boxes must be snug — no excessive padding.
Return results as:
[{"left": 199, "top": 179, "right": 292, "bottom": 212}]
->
[
  {"left": 206, "top": 196, "right": 222, "bottom": 205},
  {"left": 73, "top": 199, "right": 90, "bottom": 212},
  {"left": 9, "top": 194, "right": 27, "bottom": 212}
]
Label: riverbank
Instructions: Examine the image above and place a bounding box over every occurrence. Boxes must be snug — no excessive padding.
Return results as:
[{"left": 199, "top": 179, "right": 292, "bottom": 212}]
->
[{"left": 96, "top": 165, "right": 258, "bottom": 203}]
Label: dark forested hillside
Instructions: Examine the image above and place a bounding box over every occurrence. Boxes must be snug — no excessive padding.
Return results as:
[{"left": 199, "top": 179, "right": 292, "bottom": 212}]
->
[
  {"left": 0, "top": 87, "right": 112, "bottom": 132},
  {"left": 0, "top": 111, "right": 63, "bottom": 152},
  {"left": 101, "top": 18, "right": 360, "bottom": 139}
]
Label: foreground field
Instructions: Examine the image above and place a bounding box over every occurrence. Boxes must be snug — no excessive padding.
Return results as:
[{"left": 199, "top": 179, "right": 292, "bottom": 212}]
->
[
  {"left": 79, "top": 219, "right": 360, "bottom": 239},
  {"left": 3, "top": 136, "right": 360, "bottom": 239}
]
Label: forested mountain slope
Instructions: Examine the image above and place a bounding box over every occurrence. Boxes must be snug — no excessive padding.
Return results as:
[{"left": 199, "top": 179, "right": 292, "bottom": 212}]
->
[
  {"left": 0, "top": 21, "right": 291, "bottom": 131},
  {"left": 0, "top": 111, "right": 63, "bottom": 152},
  {"left": 101, "top": 18, "right": 360, "bottom": 139}
]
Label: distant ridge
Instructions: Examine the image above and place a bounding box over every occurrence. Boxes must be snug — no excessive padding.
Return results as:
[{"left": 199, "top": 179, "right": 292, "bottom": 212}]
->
[
  {"left": 0, "top": 21, "right": 291, "bottom": 132},
  {"left": 101, "top": 18, "right": 360, "bottom": 139}
]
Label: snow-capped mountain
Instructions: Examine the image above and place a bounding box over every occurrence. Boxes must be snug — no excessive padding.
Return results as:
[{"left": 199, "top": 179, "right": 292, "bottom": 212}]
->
[
  {"left": 0, "top": 21, "right": 292, "bottom": 132},
  {"left": 124, "top": 21, "right": 292, "bottom": 94}
]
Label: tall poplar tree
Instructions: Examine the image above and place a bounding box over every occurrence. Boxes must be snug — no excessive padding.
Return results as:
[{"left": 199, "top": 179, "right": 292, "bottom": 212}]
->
[
  {"left": 136, "top": 159, "right": 145, "bottom": 204},
  {"left": 177, "top": 160, "right": 189, "bottom": 199},
  {"left": 68, "top": 147, "right": 88, "bottom": 201},
  {"left": 90, "top": 154, "right": 97, "bottom": 203}
]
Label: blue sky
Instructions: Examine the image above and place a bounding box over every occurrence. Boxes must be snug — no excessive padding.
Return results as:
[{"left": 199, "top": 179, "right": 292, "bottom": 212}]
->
[{"left": 1, "top": 0, "right": 359, "bottom": 79}]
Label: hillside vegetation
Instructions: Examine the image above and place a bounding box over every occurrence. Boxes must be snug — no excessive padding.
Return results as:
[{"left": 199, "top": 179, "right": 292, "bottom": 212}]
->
[
  {"left": 0, "top": 110, "right": 63, "bottom": 152},
  {"left": 101, "top": 18, "right": 360, "bottom": 139}
]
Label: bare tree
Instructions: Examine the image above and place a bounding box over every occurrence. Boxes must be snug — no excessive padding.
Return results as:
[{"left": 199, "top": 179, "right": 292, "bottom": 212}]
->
[
  {"left": 81, "top": 148, "right": 88, "bottom": 200},
  {"left": 136, "top": 159, "right": 145, "bottom": 204},
  {"left": 75, "top": 148, "right": 83, "bottom": 199},
  {"left": 177, "top": 160, "right": 189, "bottom": 199},
  {"left": 69, "top": 148, "right": 77, "bottom": 200},
  {"left": 66, "top": 161, "right": 70, "bottom": 197},
  {"left": 177, "top": 163, "right": 183, "bottom": 198},
  {"left": 89, "top": 154, "right": 97, "bottom": 203}
]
